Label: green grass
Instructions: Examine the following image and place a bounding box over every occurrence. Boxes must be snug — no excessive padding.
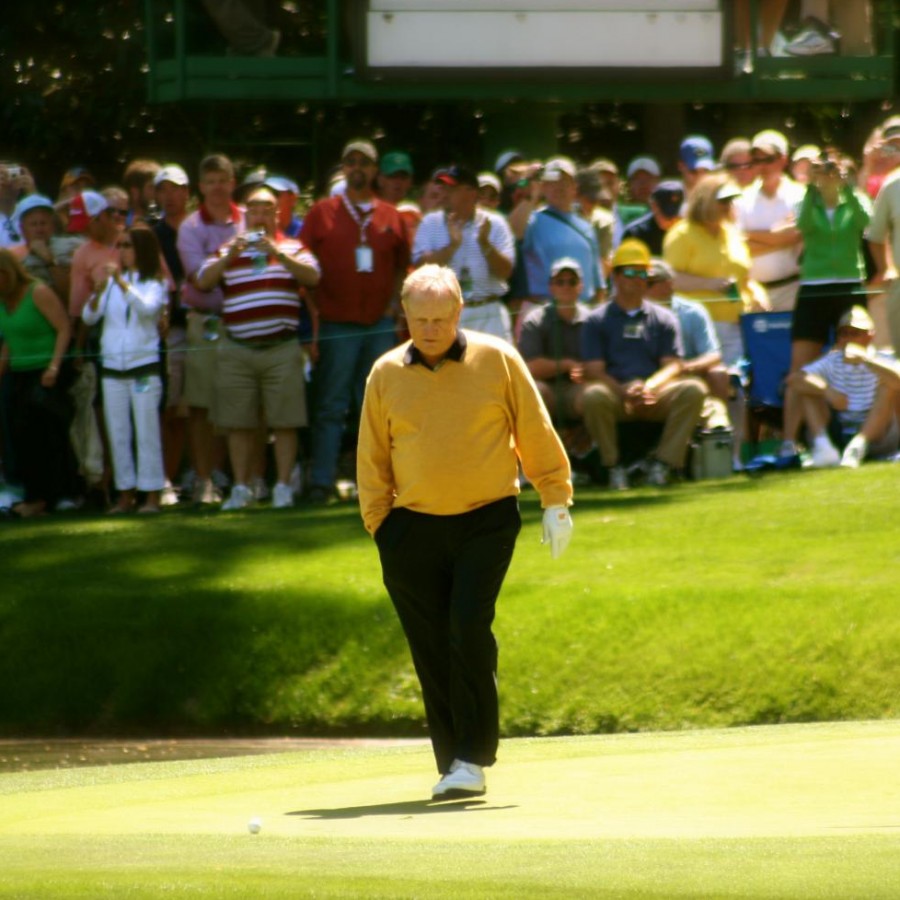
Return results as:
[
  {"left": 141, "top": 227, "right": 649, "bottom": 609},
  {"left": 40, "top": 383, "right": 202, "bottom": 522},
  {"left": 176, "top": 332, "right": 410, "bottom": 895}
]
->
[
  {"left": 1, "top": 465, "right": 899, "bottom": 735},
  {"left": 2, "top": 722, "right": 900, "bottom": 898}
]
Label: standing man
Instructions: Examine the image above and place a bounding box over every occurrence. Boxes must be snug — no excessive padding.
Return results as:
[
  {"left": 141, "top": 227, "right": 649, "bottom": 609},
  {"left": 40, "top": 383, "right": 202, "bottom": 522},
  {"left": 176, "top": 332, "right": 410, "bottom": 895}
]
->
[
  {"left": 358, "top": 265, "right": 573, "bottom": 799},
  {"left": 413, "top": 165, "right": 515, "bottom": 342},
  {"left": 152, "top": 164, "right": 192, "bottom": 500},
  {"left": 621, "top": 180, "right": 685, "bottom": 257},
  {"left": 177, "top": 153, "right": 244, "bottom": 505},
  {"left": 301, "top": 139, "right": 411, "bottom": 504},
  {"left": 867, "top": 117, "right": 900, "bottom": 354},
  {"left": 735, "top": 130, "right": 804, "bottom": 313},
  {"left": 522, "top": 157, "right": 604, "bottom": 307},
  {"left": 197, "top": 187, "right": 319, "bottom": 510}
]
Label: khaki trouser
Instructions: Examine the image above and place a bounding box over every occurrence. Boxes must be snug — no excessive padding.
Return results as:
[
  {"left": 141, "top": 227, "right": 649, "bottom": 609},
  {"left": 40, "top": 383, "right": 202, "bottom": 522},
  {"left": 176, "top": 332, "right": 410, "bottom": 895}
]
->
[
  {"left": 887, "top": 280, "right": 900, "bottom": 356},
  {"left": 582, "top": 378, "right": 707, "bottom": 469}
]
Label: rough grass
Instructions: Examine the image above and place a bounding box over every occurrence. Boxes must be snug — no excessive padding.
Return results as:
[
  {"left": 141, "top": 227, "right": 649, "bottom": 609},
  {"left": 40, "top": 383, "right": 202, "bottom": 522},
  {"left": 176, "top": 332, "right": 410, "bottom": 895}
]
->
[{"left": 1, "top": 464, "right": 898, "bottom": 736}]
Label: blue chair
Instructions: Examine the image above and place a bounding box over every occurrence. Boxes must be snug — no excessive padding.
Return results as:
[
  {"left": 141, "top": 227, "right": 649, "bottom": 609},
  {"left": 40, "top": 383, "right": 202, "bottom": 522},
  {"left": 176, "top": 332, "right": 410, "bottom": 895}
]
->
[{"left": 739, "top": 311, "right": 793, "bottom": 449}]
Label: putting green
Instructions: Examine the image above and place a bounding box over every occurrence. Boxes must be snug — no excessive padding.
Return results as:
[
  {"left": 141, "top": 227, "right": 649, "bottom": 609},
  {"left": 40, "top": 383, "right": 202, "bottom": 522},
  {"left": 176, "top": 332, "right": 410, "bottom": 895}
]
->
[{"left": 1, "top": 721, "right": 899, "bottom": 897}]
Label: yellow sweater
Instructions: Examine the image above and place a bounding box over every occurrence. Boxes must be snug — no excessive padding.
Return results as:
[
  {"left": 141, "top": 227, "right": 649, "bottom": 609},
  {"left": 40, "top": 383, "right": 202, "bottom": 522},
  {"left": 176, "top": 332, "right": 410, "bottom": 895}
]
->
[{"left": 357, "top": 330, "right": 572, "bottom": 535}]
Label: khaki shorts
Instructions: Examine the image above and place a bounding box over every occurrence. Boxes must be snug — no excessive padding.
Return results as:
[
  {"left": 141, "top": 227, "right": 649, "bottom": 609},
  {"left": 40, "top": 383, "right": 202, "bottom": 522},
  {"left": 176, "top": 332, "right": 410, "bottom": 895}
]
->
[
  {"left": 215, "top": 335, "right": 307, "bottom": 430},
  {"left": 183, "top": 311, "right": 221, "bottom": 411}
]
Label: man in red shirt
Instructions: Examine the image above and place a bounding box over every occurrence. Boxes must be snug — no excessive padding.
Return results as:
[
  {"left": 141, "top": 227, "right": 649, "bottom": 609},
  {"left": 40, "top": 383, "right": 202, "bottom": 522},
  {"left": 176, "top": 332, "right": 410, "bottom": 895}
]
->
[{"left": 300, "top": 139, "right": 411, "bottom": 503}]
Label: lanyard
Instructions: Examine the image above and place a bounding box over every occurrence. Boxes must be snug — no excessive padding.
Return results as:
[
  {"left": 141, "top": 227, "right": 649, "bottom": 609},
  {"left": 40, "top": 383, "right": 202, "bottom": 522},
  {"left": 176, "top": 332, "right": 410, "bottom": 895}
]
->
[{"left": 341, "top": 195, "right": 375, "bottom": 245}]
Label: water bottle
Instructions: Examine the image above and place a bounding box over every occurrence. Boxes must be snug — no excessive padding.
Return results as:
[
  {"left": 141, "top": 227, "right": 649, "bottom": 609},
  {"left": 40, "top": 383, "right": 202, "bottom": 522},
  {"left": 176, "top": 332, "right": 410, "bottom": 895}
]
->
[{"left": 459, "top": 265, "right": 474, "bottom": 301}]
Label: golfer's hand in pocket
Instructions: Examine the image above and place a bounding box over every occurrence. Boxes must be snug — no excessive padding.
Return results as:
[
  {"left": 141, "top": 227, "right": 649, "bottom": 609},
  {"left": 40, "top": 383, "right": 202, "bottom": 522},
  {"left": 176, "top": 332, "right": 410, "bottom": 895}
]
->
[{"left": 541, "top": 506, "right": 573, "bottom": 560}]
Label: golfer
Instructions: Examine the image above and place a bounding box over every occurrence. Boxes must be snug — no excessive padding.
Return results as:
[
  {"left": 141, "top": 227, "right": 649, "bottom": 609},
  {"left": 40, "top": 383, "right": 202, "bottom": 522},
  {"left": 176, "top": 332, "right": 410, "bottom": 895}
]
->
[{"left": 358, "top": 264, "right": 573, "bottom": 799}]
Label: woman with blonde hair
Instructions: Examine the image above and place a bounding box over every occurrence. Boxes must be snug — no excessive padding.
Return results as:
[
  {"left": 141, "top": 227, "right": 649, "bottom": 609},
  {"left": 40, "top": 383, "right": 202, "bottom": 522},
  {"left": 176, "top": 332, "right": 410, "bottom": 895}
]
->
[
  {"left": 663, "top": 170, "right": 769, "bottom": 368},
  {"left": 0, "top": 248, "right": 75, "bottom": 517}
]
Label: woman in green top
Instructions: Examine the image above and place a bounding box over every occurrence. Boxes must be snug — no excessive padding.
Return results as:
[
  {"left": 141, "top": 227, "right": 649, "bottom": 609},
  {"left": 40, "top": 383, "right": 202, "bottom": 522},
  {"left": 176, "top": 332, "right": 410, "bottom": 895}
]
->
[
  {"left": 0, "top": 248, "right": 74, "bottom": 517},
  {"left": 780, "top": 151, "right": 872, "bottom": 456}
]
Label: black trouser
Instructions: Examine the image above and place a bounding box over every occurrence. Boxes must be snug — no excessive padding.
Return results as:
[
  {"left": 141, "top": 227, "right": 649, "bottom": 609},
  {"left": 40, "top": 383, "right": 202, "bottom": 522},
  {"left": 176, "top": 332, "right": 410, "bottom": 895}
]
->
[
  {"left": 9, "top": 367, "right": 79, "bottom": 506},
  {"left": 376, "top": 497, "right": 521, "bottom": 775}
]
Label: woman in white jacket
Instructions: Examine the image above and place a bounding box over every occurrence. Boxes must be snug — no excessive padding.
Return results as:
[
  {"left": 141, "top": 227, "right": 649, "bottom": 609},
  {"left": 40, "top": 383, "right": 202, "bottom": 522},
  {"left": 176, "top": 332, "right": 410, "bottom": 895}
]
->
[{"left": 83, "top": 228, "right": 167, "bottom": 513}]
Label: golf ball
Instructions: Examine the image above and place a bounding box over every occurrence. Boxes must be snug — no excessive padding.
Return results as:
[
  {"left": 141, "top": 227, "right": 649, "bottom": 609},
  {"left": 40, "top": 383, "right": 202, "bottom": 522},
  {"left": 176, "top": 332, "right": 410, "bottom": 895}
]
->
[{"left": 247, "top": 817, "right": 262, "bottom": 834}]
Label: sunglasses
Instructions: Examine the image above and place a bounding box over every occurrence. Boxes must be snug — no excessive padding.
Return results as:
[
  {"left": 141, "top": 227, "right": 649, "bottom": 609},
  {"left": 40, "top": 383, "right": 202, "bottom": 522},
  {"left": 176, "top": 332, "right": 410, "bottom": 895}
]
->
[
  {"left": 552, "top": 276, "right": 580, "bottom": 286},
  {"left": 725, "top": 160, "right": 755, "bottom": 170},
  {"left": 618, "top": 267, "right": 648, "bottom": 280},
  {"left": 107, "top": 208, "right": 128, "bottom": 217},
  {"left": 344, "top": 156, "right": 375, "bottom": 168},
  {"left": 751, "top": 155, "right": 778, "bottom": 165},
  {"left": 116, "top": 241, "right": 133, "bottom": 249}
]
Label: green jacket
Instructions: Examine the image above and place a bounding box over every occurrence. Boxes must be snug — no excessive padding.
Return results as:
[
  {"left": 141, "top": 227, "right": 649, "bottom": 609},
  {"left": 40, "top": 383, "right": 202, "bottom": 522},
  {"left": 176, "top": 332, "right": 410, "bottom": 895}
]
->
[{"left": 796, "top": 184, "right": 871, "bottom": 283}]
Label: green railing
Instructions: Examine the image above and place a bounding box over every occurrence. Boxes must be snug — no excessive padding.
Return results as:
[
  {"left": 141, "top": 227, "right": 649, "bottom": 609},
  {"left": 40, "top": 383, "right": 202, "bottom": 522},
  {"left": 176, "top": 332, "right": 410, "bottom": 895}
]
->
[{"left": 143, "top": 0, "right": 895, "bottom": 105}]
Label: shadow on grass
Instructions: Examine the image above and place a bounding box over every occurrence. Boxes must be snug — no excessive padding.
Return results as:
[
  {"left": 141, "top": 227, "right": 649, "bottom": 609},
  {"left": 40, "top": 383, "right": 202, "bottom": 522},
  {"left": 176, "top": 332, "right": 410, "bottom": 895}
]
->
[
  {"left": 0, "top": 502, "right": 420, "bottom": 735},
  {"left": 288, "top": 798, "right": 517, "bottom": 818}
]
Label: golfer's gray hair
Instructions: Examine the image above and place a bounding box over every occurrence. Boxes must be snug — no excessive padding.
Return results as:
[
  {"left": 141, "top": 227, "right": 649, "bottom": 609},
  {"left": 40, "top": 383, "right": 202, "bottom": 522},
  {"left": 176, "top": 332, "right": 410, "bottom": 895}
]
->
[{"left": 401, "top": 264, "right": 463, "bottom": 310}]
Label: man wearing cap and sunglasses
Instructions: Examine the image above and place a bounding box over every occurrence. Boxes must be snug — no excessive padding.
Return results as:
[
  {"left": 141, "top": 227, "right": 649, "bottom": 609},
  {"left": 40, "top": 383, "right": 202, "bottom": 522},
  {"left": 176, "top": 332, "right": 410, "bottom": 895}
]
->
[
  {"left": 734, "top": 130, "right": 804, "bottom": 313},
  {"left": 581, "top": 239, "right": 706, "bottom": 490},
  {"left": 413, "top": 165, "right": 515, "bottom": 343},
  {"left": 301, "top": 139, "right": 411, "bottom": 504}
]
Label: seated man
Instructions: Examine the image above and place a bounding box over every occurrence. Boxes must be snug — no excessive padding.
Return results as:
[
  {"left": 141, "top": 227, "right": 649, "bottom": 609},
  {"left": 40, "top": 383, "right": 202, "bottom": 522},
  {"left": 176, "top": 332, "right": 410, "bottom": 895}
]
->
[
  {"left": 581, "top": 239, "right": 707, "bottom": 489},
  {"left": 644, "top": 258, "right": 734, "bottom": 438},
  {"left": 786, "top": 305, "right": 900, "bottom": 468},
  {"left": 196, "top": 187, "right": 320, "bottom": 509},
  {"left": 517, "top": 257, "right": 590, "bottom": 424}
]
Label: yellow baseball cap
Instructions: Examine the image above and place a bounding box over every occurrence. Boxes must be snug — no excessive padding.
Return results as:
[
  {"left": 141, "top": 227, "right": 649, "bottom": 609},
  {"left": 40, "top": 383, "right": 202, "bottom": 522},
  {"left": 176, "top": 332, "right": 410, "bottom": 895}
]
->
[{"left": 611, "top": 239, "right": 652, "bottom": 269}]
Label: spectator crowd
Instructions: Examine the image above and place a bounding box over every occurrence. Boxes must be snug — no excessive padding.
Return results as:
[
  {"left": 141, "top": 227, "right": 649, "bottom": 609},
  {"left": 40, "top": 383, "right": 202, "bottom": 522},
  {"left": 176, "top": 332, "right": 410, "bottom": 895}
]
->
[{"left": 2, "top": 115, "right": 900, "bottom": 518}]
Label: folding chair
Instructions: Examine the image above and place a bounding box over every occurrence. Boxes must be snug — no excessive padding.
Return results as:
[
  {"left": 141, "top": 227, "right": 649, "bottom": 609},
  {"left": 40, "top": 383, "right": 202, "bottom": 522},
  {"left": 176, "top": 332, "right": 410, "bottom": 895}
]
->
[{"left": 739, "top": 311, "right": 793, "bottom": 451}]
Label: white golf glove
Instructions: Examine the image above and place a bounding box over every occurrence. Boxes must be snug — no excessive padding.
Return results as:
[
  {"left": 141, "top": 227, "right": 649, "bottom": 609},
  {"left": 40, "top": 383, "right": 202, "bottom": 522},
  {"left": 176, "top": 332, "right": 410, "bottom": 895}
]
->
[{"left": 542, "top": 505, "right": 573, "bottom": 560}]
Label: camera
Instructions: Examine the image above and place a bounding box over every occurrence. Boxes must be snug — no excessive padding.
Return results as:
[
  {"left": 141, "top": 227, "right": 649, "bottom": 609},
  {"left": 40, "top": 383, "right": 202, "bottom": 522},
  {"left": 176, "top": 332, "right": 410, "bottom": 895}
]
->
[{"left": 244, "top": 230, "right": 265, "bottom": 244}]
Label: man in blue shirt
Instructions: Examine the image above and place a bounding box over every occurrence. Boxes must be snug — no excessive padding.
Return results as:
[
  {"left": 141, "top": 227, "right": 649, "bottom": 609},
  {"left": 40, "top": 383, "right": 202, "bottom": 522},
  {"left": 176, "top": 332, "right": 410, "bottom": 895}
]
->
[
  {"left": 581, "top": 240, "right": 706, "bottom": 489},
  {"left": 522, "top": 157, "right": 604, "bottom": 305}
]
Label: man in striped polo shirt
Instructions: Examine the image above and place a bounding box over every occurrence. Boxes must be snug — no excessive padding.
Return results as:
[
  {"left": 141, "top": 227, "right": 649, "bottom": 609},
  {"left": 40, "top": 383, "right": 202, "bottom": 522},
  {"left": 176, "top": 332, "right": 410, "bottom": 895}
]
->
[
  {"left": 787, "top": 305, "right": 900, "bottom": 468},
  {"left": 197, "top": 187, "right": 319, "bottom": 509}
]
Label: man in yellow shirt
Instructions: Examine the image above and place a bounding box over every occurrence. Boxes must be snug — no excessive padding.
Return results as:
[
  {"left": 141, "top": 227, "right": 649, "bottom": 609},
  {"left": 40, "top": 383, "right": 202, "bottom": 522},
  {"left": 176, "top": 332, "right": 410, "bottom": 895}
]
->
[{"left": 358, "top": 264, "right": 573, "bottom": 800}]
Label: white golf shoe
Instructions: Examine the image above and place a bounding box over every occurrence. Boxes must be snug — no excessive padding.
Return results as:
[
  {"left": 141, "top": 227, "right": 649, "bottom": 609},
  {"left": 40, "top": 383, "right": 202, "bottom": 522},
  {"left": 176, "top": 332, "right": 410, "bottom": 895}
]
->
[{"left": 432, "top": 759, "right": 486, "bottom": 799}]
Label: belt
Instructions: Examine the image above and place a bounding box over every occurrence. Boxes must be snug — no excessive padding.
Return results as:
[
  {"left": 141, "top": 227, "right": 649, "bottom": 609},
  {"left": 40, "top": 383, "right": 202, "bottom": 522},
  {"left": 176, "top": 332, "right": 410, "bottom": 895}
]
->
[
  {"left": 226, "top": 329, "right": 297, "bottom": 349},
  {"left": 464, "top": 296, "right": 502, "bottom": 309},
  {"left": 761, "top": 274, "right": 800, "bottom": 289}
]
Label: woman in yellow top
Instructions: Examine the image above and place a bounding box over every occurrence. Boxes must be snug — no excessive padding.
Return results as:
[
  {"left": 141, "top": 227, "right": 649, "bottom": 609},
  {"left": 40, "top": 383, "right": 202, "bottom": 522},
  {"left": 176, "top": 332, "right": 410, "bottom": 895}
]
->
[{"left": 663, "top": 171, "right": 769, "bottom": 369}]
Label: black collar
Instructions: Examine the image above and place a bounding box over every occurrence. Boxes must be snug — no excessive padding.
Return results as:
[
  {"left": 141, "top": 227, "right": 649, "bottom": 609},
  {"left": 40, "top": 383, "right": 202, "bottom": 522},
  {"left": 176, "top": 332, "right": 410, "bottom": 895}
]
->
[{"left": 404, "top": 331, "right": 468, "bottom": 369}]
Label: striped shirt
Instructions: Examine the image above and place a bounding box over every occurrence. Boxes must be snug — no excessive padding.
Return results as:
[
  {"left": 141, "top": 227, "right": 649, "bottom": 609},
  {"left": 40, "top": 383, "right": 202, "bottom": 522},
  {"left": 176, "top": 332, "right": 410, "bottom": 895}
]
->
[
  {"left": 200, "top": 235, "right": 319, "bottom": 340},
  {"left": 803, "top": 348, "right": 895, "bottom": 420},
  {"left": 412, "top": 208, "right": 514, "bottom": 301}
]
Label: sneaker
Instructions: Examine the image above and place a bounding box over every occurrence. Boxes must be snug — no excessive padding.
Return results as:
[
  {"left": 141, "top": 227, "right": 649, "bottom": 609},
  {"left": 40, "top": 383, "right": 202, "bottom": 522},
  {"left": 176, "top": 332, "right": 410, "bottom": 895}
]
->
[
  {"left": 810, "top": 437, "right": 840, "bottom": 468},
  {"left": 432, "top": 759, "right": 486, "bottom": 800},
  {"left": 55, "top": 497, "right": 82, "bottom": 512},
  {"left": 221, "top": 484, "right": 255, "bottom": 511},
  {"left": 251, "top": 477, "right": 270, "bottom": 502},
  {"left": 192, "top": 478, "right": 221, "bottom": 505},
  {"left": 646, "top": 459, "right": 670, "bottom": 487},
  {"left": 160, "top": 482, "right": 180, "bottom": 507},
  {"left": 211, "top": 468, "right": 231, "bottom": 493},
  {"left": 608, "top": 465, "right": 629, "bottom": 491},
  {"left": 272, "top": 482, "right": 294, "bottom": 509},
  {"left": 840, "top": 437, "right": 867, "bottom": 469},
  {"left": 784, "top": 18, "right": 838, "bottom": 56}
]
